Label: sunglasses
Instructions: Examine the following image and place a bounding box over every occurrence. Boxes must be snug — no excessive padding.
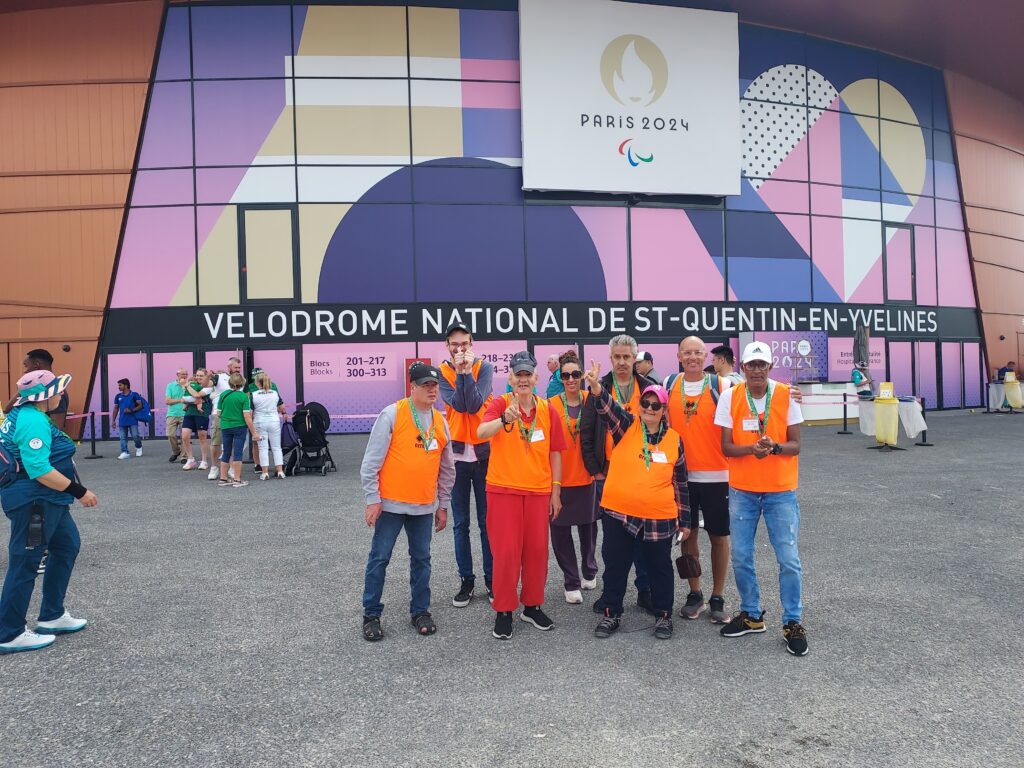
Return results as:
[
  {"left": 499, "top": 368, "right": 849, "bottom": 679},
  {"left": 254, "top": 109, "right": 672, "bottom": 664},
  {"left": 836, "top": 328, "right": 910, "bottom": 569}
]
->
[
  {"left": 639, "top": 399, "right": 665, "bottom": 411},
  {"left": 559, "top": 370, "right": 583, "bottom": 380}
]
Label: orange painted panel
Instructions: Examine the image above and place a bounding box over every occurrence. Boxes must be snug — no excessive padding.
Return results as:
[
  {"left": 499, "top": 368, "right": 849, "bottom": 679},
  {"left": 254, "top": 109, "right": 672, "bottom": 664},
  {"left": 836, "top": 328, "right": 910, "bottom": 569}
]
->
[
  {"left": 968, "top": 232, "right": 1024, "bottom": 273},
  {"left": 0, "top": 173, "right": 131, "bottom": 213},
  {"left": 973, "top": 263, "right": 1024, "bottom": 316},
  {"left": 954, "top": 137, "right": 1024, "bottom": 216},
  {"left": 965, "top": 206, "right": 1024, "bottom": 243},
  {"left": 946, "top": 72, "right": 1024, "bottom": 154}
]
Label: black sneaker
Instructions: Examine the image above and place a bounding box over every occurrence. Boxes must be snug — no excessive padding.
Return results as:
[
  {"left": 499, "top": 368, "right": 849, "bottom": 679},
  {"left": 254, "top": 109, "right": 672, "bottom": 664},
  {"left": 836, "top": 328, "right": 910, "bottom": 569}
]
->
[
  {"left": 783, "top": 620, "right": 809, "bottom": 656},
  {"left": 452, "top": 578, "right": 474, "bottom": 608},
  {"left": 485, "top": 579, "right": 494, "bottom": 604},
  {"left": 168, "top": 454, "right": 179, "bottom": 463},
  {"left": 592, "top": 595, "right": 608, "bottom": 614},
  {"left": 520, "top": 605, "right": 554, "bottom": 631},
  {"left": 636, "top": 589, "right": 656, "bottom": 616},
  {"left": 654, "top": 613, "right": 674, "bottom": 640},
  {"left": 708, "top": 595, "right": 728, "bottom": 624},
  {"left": 679, "top": 590, "right": 705, "bottom": 620},
  {"left": 594, "top": 610, "right": 620, "bottom": 638},
  {"left": 37, "top": 552, "right": 48, "bottom": 575},
  {"left": 492, "top": 611, "right": 514, "bottom": 640},
  {"left": 720, "top": 610, "right": 767, "bottom": 637}
]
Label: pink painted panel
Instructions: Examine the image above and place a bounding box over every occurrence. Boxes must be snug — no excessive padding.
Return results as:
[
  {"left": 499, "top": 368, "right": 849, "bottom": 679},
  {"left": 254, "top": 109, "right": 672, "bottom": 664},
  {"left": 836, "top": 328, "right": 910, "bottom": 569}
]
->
[
  {"left": 915, "top": 226, "right": 938, "bottom": 305},
  {"left": 936, "top": 228, "right": 975, "bottom": 307},
  {"left": 105, "top": 353, "right": 149, "bottom": 437},
  {"left": 963, "top": 342, "right": 982, "bottom": 407},
  {"left": 461, "top": 81, "right": 520, "bottom": 109},
  {"left": 110, "top": 207, "right": 196, "bottom": 308},
  {"left": 253, "top": 348, "right": 297, "bottom": 410},
  {"left": 572, "top": 206, "right": 628, "bottom": 301},
  {"left": 630, "top": 208, "right": 723, "bottom": 300},
  {"left": 941, "top": 341, "right": 962, "bottom": 408},
  {"left": 205, "top": 350, "right": 242, "bottom": 375},
  {"left": 915, "top": 341, "right": 937, "bottom": 405},
  {"left": 885, "top": 226, "right": 913, "bottom": 301},
  {"left": 152, "top": 351, "right": 193, "bottom": 436},
  {"left": 461, "top": 58, "right": 520, "bottom": 81},
  {"left": 131, "top": 170, "right": 194, "bottom": 206},
  {"left": 808, "top": 104, "right": 841, "bottom": 184},
  {"left": 888, "top": 341, "right": 913, "bottom": 398}
]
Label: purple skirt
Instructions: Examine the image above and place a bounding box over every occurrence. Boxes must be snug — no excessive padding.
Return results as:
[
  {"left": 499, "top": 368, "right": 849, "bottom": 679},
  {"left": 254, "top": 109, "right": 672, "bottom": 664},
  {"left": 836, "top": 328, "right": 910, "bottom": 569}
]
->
[{"left": 553, "top": 482, "right": 597, "bottom": 527}]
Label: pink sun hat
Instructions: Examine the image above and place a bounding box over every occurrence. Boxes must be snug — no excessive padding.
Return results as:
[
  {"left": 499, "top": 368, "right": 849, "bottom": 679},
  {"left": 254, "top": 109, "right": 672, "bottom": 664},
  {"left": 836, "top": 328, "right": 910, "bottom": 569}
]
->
[{"left": 14, "top": 370, "right": 72, "bottom": 406}]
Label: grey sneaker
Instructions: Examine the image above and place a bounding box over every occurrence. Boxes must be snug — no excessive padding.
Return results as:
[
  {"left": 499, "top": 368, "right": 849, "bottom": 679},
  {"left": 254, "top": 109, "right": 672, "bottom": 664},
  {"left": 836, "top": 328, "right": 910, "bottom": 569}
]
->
[
  {"left": 679, "top": 590, "right": 705, "bottom": 620},
  {"left": 708, "top": 595, "right": 727, "bottom": 624},
  {"left": 654, "top": 613, "right": 674, "bottom": 640}
]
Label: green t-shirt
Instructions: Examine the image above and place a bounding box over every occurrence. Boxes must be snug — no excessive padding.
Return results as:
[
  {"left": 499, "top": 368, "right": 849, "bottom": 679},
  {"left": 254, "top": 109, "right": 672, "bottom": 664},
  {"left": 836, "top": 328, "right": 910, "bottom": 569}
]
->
[
  {"left": 183, "top": 381, "right": 212, "bottom": 417},
  {"left": 218, "top": 389, "right": 251, "bottom": 429},
  {"left": 166, "top": 381, "right": 186, "bottom": 418}
]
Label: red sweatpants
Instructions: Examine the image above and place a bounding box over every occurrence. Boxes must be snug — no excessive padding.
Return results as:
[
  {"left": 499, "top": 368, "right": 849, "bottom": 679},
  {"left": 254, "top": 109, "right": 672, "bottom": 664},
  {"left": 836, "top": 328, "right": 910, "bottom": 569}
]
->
[{"left": 486, "top": 491, "right": 550, "bottom": 612}]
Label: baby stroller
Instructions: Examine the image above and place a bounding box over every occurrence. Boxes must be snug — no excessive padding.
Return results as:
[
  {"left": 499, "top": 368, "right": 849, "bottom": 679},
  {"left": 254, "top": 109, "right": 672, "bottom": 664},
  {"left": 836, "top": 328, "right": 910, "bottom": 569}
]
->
[{"left": 285, "top": 402, "right": 337, "bottom": 476}]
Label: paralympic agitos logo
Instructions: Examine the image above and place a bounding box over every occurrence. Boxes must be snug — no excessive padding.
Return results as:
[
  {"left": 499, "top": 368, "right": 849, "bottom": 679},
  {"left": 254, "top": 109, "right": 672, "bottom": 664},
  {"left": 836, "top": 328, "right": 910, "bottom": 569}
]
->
[{"left": 579, "top": 34, "right": 689, "bottom": 167}]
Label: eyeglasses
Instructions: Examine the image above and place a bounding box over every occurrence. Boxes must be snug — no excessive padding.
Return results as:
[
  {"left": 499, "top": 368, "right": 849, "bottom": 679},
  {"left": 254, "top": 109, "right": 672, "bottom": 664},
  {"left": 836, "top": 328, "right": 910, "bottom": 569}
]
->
[
  {"left": 744, "top": 361, "right": 770, "bottom": 371},
  {"left": 639, "top": 399, "right": 664, "bottom": 411},
  {"left": 559, "top": 370, "right": 583, "bottom": 380}
]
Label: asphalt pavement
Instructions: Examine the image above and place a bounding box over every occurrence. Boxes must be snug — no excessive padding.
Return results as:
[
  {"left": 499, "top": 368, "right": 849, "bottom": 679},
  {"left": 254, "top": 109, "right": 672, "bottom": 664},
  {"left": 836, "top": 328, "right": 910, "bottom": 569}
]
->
[{"left": 1, "top": 409, "right": 1021, "bottom": 767}]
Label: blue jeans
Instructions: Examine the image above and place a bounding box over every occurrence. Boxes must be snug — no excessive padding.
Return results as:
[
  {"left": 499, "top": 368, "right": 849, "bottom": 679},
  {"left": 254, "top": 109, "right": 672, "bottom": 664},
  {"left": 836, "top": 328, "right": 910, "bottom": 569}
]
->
[
  {"left": 596, "top": 479, "right": 649, "bottom": 592},
  {"left": 362, "top": 511, "right": 433, "bottom": 618},
  {"left": 118, "top": 423, "right": 142, "bottom": 453},
  {"left": 730, "top": 488, "right": 803, "bottom": 624},
  {"left": 451, "top": 459, "right": 492, "bottom": 582},
  {"left": 0, "top": 501, "right": 81, "bottom": 643},
  {"left": 220, "top": 426, "right": 247, "bottom": 463}
]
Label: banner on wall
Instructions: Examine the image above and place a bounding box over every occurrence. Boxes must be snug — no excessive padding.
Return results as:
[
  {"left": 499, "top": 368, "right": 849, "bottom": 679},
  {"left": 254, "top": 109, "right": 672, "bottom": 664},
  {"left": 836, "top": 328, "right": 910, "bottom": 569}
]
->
[
  {"left": 103, "top": 302, "right": 980, "bottom": 347},
  {"left": 519, "top": 0, "right": 739, "bottom": 196}
]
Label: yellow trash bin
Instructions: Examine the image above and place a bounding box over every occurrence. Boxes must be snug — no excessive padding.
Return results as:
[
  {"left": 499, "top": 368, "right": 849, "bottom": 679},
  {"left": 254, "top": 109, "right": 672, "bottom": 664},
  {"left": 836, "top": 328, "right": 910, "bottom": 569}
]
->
[
  {"left": 874, "top": 381, "right": 899, "bottom": 446},
  {"left": 1005, "top": 379, "right": 1023, "bottom": 409}
]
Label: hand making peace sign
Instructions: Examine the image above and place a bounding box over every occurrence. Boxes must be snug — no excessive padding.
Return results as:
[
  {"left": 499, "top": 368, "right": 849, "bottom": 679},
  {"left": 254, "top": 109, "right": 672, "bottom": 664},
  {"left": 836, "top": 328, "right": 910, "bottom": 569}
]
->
[{"left": 583, "top": 359, "right": 602, "bottom": 396}]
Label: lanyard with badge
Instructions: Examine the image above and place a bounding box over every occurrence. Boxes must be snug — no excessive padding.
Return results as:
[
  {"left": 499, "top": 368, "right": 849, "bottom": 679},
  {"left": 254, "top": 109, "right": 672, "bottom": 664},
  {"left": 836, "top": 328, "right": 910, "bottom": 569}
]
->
[
  {"left": 683, "top": 375, "right": 708, "bottom": 424},
  {"left": 559, "top": 393, "right": 582, "bottom": 443},
  {"left": 613, "top": 378, "right": 634, "bottom": 412},
  {"left": 408, "top": 398, "right": 437, "bottom": 452},
  {"left": 743, "top": 383, "right": 773, "bottom": 436},
  {"left": 516, "top": 395, "right": 539, "bottom": 447},
  {"left": 641, "top": 421, "right": 668, "bottom": 470}
]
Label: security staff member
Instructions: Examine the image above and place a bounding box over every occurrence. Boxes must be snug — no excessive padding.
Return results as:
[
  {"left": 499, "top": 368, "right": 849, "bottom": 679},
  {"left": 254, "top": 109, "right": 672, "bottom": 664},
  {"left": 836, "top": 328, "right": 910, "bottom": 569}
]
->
[{"left": 0, "top": 370, "right": 98, "bottom": 654}]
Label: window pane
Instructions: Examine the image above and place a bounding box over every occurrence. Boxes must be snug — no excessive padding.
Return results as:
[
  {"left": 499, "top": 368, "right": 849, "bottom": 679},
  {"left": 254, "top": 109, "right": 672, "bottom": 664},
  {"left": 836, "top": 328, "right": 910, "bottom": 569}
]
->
[{"left": 244, "top": 209, "right": 294, "bottom": 300}]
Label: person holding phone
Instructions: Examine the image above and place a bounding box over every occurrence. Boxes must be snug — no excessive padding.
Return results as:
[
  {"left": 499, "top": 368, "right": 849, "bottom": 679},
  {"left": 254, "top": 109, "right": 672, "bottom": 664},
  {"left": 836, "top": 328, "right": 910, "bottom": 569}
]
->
[{"left": 583, "top": 361, "right": 691, "bottom": 641}]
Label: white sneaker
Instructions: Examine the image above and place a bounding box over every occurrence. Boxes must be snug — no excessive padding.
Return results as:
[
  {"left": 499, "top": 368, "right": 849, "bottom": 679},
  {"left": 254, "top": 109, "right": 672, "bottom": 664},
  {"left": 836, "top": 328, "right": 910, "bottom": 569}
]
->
[
  {"left": 580, "top": 578, "right": 598, "bottom": 590},
  {"left": 182, "top": 458, "right": 197, "bottom": 471},
  {"left": 0, "top": 629, "right": 56, "bottom": 654},
  {"left": 276, "top": 471, "right": 286, "bottom": 479},
  {"left": 117, "top": 452, "right": 130, "bottom": 460},
  {"left": 135, "top": 447, "right": 143, "bottom": 457},
  {"left": 259, "top": 472, "right": 269, "bottom": 481},
  {"left": 565, "top": 589, "right": 584, "bottom": 604},
  {"left": 198, "top": 461, "right": 209, "bottom": 471},
  {"left": 228, "top": 468, "right": 236, "bottom": 480},
  {"left": 35, "top": 611, "right": 88, "bottom": 635},
  {"left": 207, "top": 467, "right": 218, "bottom": 480}
]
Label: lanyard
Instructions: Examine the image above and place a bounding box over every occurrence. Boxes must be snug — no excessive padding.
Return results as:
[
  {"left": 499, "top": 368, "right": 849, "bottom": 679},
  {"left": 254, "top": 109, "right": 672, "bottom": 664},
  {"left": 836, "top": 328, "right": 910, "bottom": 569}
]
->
[
  {"left": 640, "top": 420, "right": 665, "bottom": 472},
  {"left": 744, "top": 383, "right": 773, "bottom": 436},
  {"left": 559, "top": 393, "right": 583, "bottom": 443},
  {"left": 683, "top": 375, "right": 709, "bottom": 422},
  {"left": 613, "top": 377, "right": 634, "bottom": 409},
  {"left": 407, "top": 398, "right": 435, "bottom": 452},
  {"left": 515, "top": 395, "right": 537, "bottom": 445}
]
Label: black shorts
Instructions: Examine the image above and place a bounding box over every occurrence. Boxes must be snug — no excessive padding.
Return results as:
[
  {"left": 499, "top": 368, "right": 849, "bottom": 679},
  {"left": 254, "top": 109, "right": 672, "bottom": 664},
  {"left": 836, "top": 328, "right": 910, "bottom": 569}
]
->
[
  {"left": 182, "top": 414, "right": 209, "bottom": 432},
  {"left": 687, "top": 481, "right": 730, "bottom": 536}
]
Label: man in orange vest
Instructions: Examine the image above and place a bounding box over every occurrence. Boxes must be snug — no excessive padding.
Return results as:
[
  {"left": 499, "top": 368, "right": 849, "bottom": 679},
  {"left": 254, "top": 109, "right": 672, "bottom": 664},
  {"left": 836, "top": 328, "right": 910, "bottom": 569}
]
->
[
  {"left": 438, "top": 322, "right": 496, "bottom": 608},
  {"left": 713, "top": 342, "right": 808, "bottom": 656},
  {"left": 665, "top": 336, "right": 732, "bottom": 625},
  {"left": 359, "top": 363, "right": 455, "bottom": 642}
]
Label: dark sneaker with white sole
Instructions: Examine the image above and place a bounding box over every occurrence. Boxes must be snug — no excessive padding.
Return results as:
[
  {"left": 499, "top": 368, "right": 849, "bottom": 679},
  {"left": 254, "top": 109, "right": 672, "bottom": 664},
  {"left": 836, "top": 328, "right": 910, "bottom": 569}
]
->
[
  {"left": 708, "top": 595, "right": 728, "bottom": 624},
  {"left": 492, "top": 611, "right": 514, "bottom": 639},
  {"left": 654, "top": 613, "right": 674, "bottom": 639},
  {"left": 720, "top": 610, "right": 767, "bottom": 637},
  {"left": 520, "top": 605, "right": 554, "bottom": 631},
  {"left": 679, "top": 590, "right": 705, "bottom": 619},
  {"left": 452, "top": 578, "right": 474, "bottom": 608},
  {"left": 784, "top": 620, "right": 808, "bottom": 656},
  {"left": 594, "top": 611, "right": 621, "bottom": 638}
]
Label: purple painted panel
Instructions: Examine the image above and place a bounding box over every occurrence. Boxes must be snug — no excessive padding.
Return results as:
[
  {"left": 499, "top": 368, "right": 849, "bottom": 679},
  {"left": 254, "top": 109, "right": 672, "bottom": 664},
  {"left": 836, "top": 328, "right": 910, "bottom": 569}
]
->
[
  {"left": 885, "top": 226, "right": 913, "bottom": 301},
  {"left": 152, "top": 352, "right": 193, "bottom": 436},
  {"left": 82, "top": 359, "right": 102, "bottom": 440},
  {"left": 205, "top": 351, "right": 242, "bottom": 376},
  {"left": 941, "top": 341, "right": 962, "bottom": 408},
  {"left": 935, "top": 198, "right": 964, "bottom": 230},
  {"left": 915, "top": 341, "right": 937, "bottom": 407},
  {"left": 253, "top": 349, "right": 297, "bottom": 410},
  {"left": 194, "top": 79, "right": 290, "bottom": 166},
  {"left": 914, "top": 226, "right": 937, "bottom": 305},
  {"left": 936, "top": 229, "right": 975, "bottom": 308},
  {"left": 459, "top": 10, "right": 518, "bottom": 60},
  {"left": 111, "top": 207, "right": 195, "bottom": 309},
  {"left": 105, "top": 353, "right": 148, "bottom": 437},
  {"left": 963, "top": 342, "right": 981, "bottom": 407},
  {"left": 319, "top": 204, "right": 415, "bottom": 303},
  {"left": 138, "top": 82, "right": 193, "bottom": 169},
  {"left": 131, "top": 170, "right": 194, "bottom": 207},
  {"left": 573, "top": 206, "right": 628, "bottom": 301},
  {"left": 525, "top": 206, "right": 606, "bottom": 301},
  {"left": 888, "top": 341, "right": 913, "bottom": 398},
  {"left": 462, "top": 108, "right": 522, "bottom": 159},
  {"left": 155, "top": 7, "right": 191, "bottom": 81},
  {"left": 191, "top": 6, "right": 292, "bottom": 79}
]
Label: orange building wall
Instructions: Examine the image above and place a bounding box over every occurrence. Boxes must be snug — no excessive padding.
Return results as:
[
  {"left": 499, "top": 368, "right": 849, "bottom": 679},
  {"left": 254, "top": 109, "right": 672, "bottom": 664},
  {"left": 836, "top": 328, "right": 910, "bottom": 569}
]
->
[
  {"left": 0, "top": 0, "right": 163, "bottom": 423},
  {"left": 946, "top": 72, "right": 1024, "bottom": 376}
]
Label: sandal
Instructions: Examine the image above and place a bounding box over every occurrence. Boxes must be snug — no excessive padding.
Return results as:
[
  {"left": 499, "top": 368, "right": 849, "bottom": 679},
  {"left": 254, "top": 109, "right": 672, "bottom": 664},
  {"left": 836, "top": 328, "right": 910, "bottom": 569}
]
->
[
  {"left": 362, "top": 616, "right": 383, "bottom": 642},
  {"left": 411, "top": 611, "right": 436, "bottom": 636}
]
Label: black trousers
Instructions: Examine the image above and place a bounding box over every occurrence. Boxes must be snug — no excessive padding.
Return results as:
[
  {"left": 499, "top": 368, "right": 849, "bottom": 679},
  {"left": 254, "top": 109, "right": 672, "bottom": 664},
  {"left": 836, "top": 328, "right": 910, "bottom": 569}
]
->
[{"left": 599, "top": 515, "right": 674, "bottom": 617}]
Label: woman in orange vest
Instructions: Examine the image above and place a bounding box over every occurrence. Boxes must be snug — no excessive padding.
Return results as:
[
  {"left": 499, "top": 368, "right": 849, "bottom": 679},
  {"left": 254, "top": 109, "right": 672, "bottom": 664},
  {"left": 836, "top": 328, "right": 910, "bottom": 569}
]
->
[
  {"left": 583, "top": 360, "right": 691, "bottom": 640},
  {"left": 477, "top": 351, "right": 567, "bottom": 641},
  {"left": 547, "top": 350, "right": 597, "bottom": 605}
]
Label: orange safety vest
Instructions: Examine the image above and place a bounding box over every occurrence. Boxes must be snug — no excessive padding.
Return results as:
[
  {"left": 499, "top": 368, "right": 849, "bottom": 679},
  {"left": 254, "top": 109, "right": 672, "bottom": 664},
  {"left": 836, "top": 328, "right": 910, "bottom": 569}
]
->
[
  {"left": 605, "top": 377, "right": 642, "bottom": 458},
  {"left": 440, "top": 359, "right": 493, "bottom": 445},
  {"left": 548, "top": 392, "right": 592, "bottom": 488},
  {"left": 486, "top": 394, "right": 554, "bottom": 493},
  {"left": 666, "top": 374, "right": 728, "bottom": 473},
  {"left": 378, "top": 398, "right": 449, "bottom": 504},
  {"left": 728, "top": 382, "right": 799, "bottom": 493},
  {"left": 600, "top": 420, "right": 680, "bottom": 520}
]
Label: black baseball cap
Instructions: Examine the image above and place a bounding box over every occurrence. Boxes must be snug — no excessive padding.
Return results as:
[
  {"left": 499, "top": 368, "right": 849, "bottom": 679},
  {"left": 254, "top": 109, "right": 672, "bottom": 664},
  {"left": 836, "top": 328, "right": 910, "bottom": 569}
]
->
[
  {"left": 638, "top": 351, "right": 654, "bottom": 363},
  {"left": 409, "top": 363, "right": 442, "bottom": 385},
  {"left": 510, "top": 351, "right": 537, "bottom": 374},
  {"left": 445, "top": 321, "right": 471, "bottom": 338}
]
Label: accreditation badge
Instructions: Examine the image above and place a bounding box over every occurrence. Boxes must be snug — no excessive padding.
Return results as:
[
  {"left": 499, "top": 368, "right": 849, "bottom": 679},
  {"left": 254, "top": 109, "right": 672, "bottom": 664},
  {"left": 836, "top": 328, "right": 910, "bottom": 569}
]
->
[
  {"left": 650, "top": 451, "right": 668, "bottom": 464},
  {"left": 28, "top": 438, "right": 44, "bottom": 450},
  {"left": 741, "top": 418, "right": 760, "bottom": 433},
  {"left": 530, "top": 429, "right": 545, "bottom": 443}
]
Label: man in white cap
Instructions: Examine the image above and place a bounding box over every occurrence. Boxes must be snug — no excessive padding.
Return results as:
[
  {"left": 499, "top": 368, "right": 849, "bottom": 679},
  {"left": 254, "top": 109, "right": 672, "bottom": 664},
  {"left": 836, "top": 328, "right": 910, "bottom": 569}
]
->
[
  {"left": 713, "top": 341, "right": 808, "bottom": 656},
  {"left": 635, "top": 351, "right": 660, "bottom": 384}
]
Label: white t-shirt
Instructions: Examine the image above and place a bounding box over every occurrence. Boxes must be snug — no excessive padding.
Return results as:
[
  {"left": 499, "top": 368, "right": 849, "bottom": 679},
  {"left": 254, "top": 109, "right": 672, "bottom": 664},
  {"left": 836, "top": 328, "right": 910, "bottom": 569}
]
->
[
  {"left": 714, "top": 380, "right": 804, "bottom": 430},
  {"left": 679, "top": 375, "right": 733, "bottom": 484},
  {"left": 210, "top": 372, "right": 232, "bottom": 414},
  {"left": 251, "top": 390, "right": 281, "bottom": 420}
]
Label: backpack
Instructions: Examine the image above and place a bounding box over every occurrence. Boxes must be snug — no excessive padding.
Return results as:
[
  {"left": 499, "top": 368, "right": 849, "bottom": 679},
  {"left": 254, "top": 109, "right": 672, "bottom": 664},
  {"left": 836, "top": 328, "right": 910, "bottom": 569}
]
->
[
  {"left": 133, "top": 393, "right": 152, "bottom": 423},
  {"left": 0, "top": 440, "right": 22, "bottom": 488},
  {"left": 665, "top": 373, "right": 722, "bottom": 406}
]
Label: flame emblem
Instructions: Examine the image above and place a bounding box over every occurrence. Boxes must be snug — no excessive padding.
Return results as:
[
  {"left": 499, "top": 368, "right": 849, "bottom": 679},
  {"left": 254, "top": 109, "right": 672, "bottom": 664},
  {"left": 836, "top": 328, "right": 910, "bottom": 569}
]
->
[
  {"left": 600, "top": 35, "right": 668, "bottom": 107},
  {"left": 618, "top": 139, "right": 654, "bottom": 167}
]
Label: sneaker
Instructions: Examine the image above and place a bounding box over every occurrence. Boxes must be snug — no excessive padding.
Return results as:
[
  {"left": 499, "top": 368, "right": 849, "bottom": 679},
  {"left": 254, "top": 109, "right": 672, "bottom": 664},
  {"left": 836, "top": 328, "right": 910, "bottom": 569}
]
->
[
  {"left": 198, "top": 461, "right": 209, "bottom": 471},
  {"left": 654, "top": 613, "right": 674, "bottom": 639},
  {"left": 135, "top": 447, "right": 143, "bottom": 457},
  {"left": 452, "top": 578, "right": 474, "bottom": 608},
  {"left": 231, "top": 480, "right": 249, "bottom": 488},
  {"left": 259, "top": 472, "right": 269, "bottom": 481},
  {"left": 207, "top": 467, "right": 218, "bottom": 481},
  {"left": 0, "top": 630, "right": 56, "bottom": 654},
  {"left": 37, "top": 553, "right": 47, "bottom": 575},
  {"left": 254, "top": 465, "right": 262, "bottom": 476},
  {"left": 708, "top": 595, "right": 728, "bottom": 624},
  {"left": 276, "top": 471, "right": 286, "bottom": 479},
  {"left": 520, "top": 605, "right": 554, "bottom": 631},
  {"left": 720, "top": 610, "right": 767, "bottom": 638},
  {"left": 486, "top": 580, "right": 494, "bottom": 604},
  {"left": 564, "top": 589, "right": 583, "bottom": 604},
  {"left": 168, "top": 454, "right": 179, "bottom": 463},
  {"left": 679, "top": 590, "right": 706, "bottom": 620},
  {"left": 783, "top": 620, "right": 809, "bottom": 656},
  {"left": 117, "top": 452, "right": 130, "bottom": 460},
  {"left": 228, "top": 468, "right": 236, "bottom": 480},
  {"left": 594, "top": 611, "right": 621, "bottom": 639},
  {"left": 182, "top": 458, "right": 197, "bottom": 471},
  {"left": 218, "top": 480, "right": 232, "bottom": 488},
  {"left": 34, "top": 611, "right": 88, "bottom": 635},
  {"left": 580, "top": 577, "right": 598, "bottom": 590},
  {"left": 492, "top": 611, "right": 514, "bottom": 640},
  {"left": 636, "top": 589, "right": 656, "bottom": 616}
]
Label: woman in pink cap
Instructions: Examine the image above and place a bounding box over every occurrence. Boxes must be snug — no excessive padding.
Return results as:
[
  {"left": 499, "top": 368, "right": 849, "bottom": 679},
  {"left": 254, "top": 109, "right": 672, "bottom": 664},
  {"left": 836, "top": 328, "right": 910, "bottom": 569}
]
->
[
  {"left": 0, "top": 370, "right": 98, "bottom": 655},
  {"left": 582, "top": 362, "right": 691, "bottom": 640}
]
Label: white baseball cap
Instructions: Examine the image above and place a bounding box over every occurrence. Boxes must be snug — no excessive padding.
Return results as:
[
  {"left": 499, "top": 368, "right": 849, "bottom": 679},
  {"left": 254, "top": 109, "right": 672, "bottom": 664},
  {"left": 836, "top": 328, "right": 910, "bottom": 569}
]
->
[{"left": 741, "top": 342, "right": 772, "bottom": 365}]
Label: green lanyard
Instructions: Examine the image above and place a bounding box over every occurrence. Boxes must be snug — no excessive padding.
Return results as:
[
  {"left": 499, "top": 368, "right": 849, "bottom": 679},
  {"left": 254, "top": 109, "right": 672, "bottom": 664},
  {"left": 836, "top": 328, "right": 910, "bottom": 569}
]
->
[
  {"left": 516, "top": 395, "right": 537, "bottom": 445},
  {"left": 683, "top": 375, "right": 709, "bottom": 422},
  {"left": 559, "top": 393, "right": 582, "bottom": 443},
  {"left": 613, "top": 377, "right": 635, "bottom": 410},
  {"left": 744, "top": 383, "right": 773, "bottom": 436},
  {"left": 408, "top": 398, "right": 435, "bottom": 452},
  {"left": 640, "top": 420, "right": 665, "bottom": 472}
]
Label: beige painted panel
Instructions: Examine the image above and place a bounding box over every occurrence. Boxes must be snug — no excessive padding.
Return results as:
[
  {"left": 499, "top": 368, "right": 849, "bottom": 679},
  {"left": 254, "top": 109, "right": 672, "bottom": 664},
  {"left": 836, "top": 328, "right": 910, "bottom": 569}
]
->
[
  {"left": 297, "top": 6, "right": 406, "bottom": 57},
  {"left": 296, "top": 106, "right": 411, "bottom": 157},
  {"left": 244, "top": 209, "right": 294, "bottom": 300},
  {"left": 409, "top": 7, "right": 460, "bottom": 58},
  {"left": 197, "top": 206, "right": 240, "bottom": 306},
  {"left": 411, "top": 107, "right": 463, "bottom": 158},
  {"left": 299, "top": 204, "right": 351, "bottom": 303}
]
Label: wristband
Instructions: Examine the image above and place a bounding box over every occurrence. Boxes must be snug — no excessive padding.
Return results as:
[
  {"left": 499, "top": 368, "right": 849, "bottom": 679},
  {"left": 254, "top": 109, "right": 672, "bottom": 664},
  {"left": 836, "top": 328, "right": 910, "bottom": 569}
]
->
[
  {"left": 552, "top": 481, "right": 562, "bottom": 486},
  {"left": 65, "top": 481, "right": 88, "bottom": 499}
]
